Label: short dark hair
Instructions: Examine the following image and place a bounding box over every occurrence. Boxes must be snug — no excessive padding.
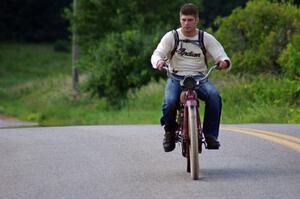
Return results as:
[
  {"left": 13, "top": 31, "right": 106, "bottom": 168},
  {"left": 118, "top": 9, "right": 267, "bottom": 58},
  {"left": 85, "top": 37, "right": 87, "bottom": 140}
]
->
[{"left": 180, "top": 3, "right": 199, "bottom": 18}]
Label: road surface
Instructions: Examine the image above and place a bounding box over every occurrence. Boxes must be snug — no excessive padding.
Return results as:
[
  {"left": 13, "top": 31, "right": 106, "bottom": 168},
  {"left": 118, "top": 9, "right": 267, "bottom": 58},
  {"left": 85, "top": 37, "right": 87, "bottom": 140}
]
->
[{"left": 0, "top": 124, "right": 299, "bottom": 199}]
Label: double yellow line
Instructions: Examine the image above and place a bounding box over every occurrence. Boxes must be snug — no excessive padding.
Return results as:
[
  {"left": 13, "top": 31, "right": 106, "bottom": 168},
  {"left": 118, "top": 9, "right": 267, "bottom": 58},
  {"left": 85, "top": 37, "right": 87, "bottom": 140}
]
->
[{"left": 221, "top": 126, "right": 300, "bottom": 153}]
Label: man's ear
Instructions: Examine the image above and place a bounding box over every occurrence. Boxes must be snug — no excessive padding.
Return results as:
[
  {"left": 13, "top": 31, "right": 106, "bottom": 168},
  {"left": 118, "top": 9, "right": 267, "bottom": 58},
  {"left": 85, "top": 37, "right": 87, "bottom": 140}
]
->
[{"left": 196, "top": 17, "right": 199, "bottom": 25}]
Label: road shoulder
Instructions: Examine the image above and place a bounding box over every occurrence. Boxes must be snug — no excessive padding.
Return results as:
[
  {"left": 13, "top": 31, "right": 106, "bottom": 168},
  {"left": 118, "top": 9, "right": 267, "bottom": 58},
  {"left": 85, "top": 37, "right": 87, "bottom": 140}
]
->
[{"left": 0, "top": 115, "right": 38, "bottom": 128}]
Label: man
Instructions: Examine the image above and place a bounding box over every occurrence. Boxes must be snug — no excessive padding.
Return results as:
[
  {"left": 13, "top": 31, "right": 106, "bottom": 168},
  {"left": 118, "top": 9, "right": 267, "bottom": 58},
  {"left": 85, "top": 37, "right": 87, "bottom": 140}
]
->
[{"left": 151, "top": 3, "right": 231, "bottom": 152}]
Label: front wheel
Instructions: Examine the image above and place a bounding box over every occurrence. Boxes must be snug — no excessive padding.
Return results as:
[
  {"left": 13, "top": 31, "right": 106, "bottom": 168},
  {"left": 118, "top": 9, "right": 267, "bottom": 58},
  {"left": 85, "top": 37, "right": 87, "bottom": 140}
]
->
[{"left": 188, "top": 105, "right": 199, "bottom": 180}]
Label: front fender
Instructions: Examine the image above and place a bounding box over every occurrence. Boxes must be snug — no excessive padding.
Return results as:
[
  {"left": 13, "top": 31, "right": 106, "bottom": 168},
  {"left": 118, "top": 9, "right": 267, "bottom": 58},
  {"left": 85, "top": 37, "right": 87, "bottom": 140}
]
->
[{"left": 186, "top": 100, "right": 198, "bottom": 107}]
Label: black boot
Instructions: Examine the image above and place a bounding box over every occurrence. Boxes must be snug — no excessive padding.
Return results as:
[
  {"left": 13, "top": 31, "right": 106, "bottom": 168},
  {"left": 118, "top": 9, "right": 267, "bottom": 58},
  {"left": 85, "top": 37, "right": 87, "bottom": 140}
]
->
[
  {"left": 205, "top": 135, "right": 220, "bottom": 149},
  {"left": 163, "top": 127, "right": 176, "bottom": 152}
]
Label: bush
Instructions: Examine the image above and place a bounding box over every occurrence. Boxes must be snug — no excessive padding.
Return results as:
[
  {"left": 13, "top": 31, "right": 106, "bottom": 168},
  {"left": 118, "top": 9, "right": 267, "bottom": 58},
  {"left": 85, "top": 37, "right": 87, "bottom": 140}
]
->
[
  {"left": 214, "top": 0, "right": 300, "bottom": 75},
  {"left": 278, "top": 34, "right": 300, "bottom": 79},
  {"left": 79, "top": 29, "right": 159, "bottom": 106},
  {"left": 219, "top": 74, "right": 300, "bottom": 123}
]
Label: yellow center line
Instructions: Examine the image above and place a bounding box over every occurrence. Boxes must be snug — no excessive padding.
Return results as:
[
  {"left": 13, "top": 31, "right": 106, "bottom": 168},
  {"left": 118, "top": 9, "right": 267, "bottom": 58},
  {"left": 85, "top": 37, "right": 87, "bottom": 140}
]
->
[
  {"left": 227, "top": 127, "right": 300, "bottom": 144},
  {"left": 221, "top": 127, "right": 300, "bottom": 153}
]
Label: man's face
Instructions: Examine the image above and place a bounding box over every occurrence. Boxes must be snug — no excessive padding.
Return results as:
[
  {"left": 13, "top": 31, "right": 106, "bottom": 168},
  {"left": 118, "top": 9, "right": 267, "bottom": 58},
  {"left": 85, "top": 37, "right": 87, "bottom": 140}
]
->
[{"left": 180, "top": 15, "right": 198, "bottom": 33}]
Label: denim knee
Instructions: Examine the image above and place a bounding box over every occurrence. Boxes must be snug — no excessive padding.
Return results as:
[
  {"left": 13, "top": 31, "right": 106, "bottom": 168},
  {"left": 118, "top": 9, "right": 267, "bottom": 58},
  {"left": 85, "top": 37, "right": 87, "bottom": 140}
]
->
[
  {"left": 161, "top": 78, "right": 181, "bottom": 127},
  {"left": 208, "top": 90, "right": 222, "bottom": 103}
]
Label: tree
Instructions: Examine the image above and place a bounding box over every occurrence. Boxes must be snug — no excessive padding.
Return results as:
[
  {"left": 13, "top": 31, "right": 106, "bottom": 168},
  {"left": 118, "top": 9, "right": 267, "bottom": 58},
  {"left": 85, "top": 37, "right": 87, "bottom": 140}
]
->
[
  {"left": 215, "top": 0, "right": 300, "bottom": 75},
  {"left": 69, "top": 0, "right": 204, "bottom": 51}
]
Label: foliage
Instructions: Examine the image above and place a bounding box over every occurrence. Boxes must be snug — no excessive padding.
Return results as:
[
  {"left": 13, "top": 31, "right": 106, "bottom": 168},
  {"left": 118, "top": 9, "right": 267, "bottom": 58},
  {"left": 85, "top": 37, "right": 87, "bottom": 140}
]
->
[
  {"left": 78, "top": 29, "right": 160, "bottom": 106},
  {"left": 278, "top": 34, "right": 300, "bottom": 79},
  {"left": 67, "top": 0, "right": 204, "bottom": 51},
  {"left": 1, "top": 43, "right": 299, "bottom": 125},
  {"left": 215, "top": 0, "right": 300, "bottom": 75},
  {"left": 219, "top": 74, "right": 300, "bottom": 123}
]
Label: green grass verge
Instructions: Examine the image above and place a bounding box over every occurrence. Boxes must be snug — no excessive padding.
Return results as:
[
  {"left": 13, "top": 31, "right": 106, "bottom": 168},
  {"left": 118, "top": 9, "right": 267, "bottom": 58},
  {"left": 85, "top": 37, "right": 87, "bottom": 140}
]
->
[{"left": 0, "top": 43, "right": 299, "bottom": 125}]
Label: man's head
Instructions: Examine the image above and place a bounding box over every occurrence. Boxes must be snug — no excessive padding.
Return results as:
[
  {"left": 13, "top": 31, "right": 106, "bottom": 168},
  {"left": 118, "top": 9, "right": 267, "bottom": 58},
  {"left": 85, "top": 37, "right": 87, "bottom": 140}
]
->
[
  {"left": 179, "top": 3, "right": 199, "bottom": 36},
  {"left": 179, "top": 3, "right": 199, "bottom": 19}
]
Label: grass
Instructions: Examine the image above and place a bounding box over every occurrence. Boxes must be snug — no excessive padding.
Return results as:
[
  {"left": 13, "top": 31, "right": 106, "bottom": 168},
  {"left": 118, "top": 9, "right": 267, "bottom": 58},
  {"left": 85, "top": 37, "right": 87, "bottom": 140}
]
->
[
  {"left": 0, "top": 42, "right": 299, "bottom": 126},
  {"left": 218, "top": 74, "right": 300, "bottom": 123}
]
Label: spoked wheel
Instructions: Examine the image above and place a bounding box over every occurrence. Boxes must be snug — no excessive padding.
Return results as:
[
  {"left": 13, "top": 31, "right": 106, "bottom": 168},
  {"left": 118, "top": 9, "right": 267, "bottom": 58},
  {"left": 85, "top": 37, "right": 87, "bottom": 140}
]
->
[
  {"left": 199, "top": 130, "right": 203, "bottom": 154},
  {"left": 187, "top": 106, "right": 199, "bottom": 180},
  {"left": 186, "top": 143, "right": 190, "bottom": 173}
]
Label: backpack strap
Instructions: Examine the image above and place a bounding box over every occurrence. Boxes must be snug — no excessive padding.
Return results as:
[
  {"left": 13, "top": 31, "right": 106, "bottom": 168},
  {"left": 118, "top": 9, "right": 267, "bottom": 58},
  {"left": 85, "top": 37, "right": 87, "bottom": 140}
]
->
[
  {"left": 170, "top": 29, "right": 208, "bottom": 67},
  {"left": 198, "top": 30, "right": 208, "bottom": 67},
  {"left": 170, "top": 30, "right": 179, "bottom": 60}
]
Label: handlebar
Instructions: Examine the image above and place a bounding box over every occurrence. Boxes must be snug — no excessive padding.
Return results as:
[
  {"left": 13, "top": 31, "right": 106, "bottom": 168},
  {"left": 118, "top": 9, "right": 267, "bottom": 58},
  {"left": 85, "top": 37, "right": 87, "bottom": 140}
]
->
[
  {"left": 162, "top": 64, "right": 219, "bottom": 83},
  {"left": 199, "top": 64, "right": 219, "bottom": 82}
]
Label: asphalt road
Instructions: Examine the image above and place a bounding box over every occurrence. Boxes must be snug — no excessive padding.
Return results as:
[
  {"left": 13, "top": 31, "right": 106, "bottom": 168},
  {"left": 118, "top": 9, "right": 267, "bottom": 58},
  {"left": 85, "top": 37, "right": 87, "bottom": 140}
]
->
[{"left": 0, "top": 124, "right": 299, "bottom": 199}]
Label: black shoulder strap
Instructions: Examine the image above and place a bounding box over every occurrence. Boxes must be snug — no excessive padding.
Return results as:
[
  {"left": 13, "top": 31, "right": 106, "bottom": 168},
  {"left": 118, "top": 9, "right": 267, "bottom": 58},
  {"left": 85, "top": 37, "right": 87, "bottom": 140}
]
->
[
  {"left": 198, "top": 30, "right": 208, "bottom": 67},
  {"left": 170, "top": 29, "right": 208, "bottom": 67},
  {"left": 170, "top": 30, "right": 179, "bottom": 59}
]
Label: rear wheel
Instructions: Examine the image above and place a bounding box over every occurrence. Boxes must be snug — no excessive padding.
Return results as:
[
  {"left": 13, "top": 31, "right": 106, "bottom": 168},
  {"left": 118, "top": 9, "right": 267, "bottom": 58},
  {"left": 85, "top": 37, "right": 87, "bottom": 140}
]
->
[{"left": 188, "top": 106, "right": 199, "bottom": 180}]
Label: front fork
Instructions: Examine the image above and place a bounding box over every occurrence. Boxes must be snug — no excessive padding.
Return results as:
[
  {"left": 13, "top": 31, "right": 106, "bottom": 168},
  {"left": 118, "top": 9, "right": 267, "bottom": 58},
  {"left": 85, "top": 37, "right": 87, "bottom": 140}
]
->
[{"left": 176, "top": 91, "right": 203, "bottom": 156}]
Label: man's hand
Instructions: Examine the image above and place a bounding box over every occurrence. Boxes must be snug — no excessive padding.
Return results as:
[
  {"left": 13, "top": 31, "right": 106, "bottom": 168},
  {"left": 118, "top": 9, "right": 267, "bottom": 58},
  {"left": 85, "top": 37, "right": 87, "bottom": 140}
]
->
[
  {"left": 217, "top": 60, "right": 230, "bottom": 70},
  {"left": 156, "top": 60, "right": 166, "bottom": 71}
]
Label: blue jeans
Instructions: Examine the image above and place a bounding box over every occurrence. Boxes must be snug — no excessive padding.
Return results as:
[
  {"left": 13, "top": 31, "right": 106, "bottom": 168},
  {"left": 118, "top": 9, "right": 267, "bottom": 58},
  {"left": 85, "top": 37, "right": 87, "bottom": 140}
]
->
[{"left": 160, "top": 74, "right": 222, "bottom": 138}]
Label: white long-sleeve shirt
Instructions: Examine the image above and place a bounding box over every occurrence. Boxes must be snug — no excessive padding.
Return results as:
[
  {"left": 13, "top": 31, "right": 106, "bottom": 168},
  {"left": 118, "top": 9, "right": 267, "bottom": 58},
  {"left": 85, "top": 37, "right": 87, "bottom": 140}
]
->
[{"left": 151, "top": 28, "right": 231, "bottom": 76}]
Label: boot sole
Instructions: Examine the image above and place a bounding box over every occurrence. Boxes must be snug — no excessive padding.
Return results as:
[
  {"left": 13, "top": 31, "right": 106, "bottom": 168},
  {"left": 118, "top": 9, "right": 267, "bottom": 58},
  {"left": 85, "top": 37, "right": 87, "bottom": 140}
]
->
[{"left": 163, "top": 144, "right": 175, "bottom": 152}]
